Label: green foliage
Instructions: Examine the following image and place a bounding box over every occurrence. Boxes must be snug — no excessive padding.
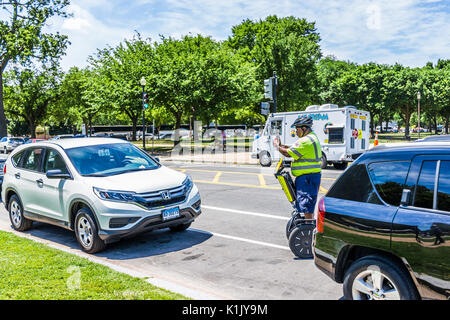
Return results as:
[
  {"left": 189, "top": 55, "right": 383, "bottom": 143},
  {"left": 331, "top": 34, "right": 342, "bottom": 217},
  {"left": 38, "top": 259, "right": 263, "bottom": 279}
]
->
[
  {"left": 0, "top": 0, "right": 71, "bottom": 136},
  {"left": 227, "top": 15, "right": 322, "bottom": 111},
  {"left": 4, "top": 67, "right": 60, "bottom": 137}
]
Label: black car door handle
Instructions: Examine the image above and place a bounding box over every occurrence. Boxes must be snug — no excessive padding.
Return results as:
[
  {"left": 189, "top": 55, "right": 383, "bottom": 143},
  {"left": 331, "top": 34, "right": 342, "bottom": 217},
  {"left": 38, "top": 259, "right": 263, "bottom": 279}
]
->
[
  {"left": 36, "top": 178, "right": 43, "bottom": 185},
  {"left": 14, "top": 173, "right": 20, "bottom": 179}
]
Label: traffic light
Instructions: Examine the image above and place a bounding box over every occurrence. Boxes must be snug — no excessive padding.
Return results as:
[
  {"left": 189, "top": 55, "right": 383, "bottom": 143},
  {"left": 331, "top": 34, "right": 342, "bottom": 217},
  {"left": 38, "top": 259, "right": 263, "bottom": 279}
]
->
[
  {"left": 143, "top": 93, "right": 149, "bottom": 109},
  {"left": 260, "top": 102, "right": 270, "bottom": 115},
  {"left": 264, "top": 78, "right": 273, "bottom": 100}
]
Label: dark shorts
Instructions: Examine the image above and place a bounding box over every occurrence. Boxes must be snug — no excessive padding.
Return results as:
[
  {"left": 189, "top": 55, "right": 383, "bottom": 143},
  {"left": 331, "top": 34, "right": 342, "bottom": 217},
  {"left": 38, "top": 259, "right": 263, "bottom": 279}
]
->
[{"left": 295, "top": 172, "right": 321, "bottom": 213}]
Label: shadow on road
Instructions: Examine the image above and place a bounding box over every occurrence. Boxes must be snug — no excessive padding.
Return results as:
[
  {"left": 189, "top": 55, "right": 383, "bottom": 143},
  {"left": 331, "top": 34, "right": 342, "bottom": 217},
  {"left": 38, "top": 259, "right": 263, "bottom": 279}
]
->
[{"left": 19, "top": 221, "right": 213, "bottom": 260}]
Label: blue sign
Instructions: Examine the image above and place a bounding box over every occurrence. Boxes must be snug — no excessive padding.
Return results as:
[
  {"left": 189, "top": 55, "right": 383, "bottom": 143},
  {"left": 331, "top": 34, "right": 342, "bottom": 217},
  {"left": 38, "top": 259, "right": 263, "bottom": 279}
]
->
[{"left": 298, "top": 113, "right": 329, "bottom": 121}]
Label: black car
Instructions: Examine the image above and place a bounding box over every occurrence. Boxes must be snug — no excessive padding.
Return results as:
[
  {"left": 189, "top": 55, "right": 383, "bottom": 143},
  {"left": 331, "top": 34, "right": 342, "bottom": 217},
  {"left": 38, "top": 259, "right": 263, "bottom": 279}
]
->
[{"left": 313, "top": 142, "right": 450, "bottom": 300}]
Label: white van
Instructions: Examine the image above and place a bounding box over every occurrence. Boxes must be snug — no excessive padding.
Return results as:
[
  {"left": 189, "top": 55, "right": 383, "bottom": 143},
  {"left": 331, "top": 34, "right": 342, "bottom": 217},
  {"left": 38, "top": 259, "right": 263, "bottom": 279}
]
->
[{"left": 252, "top": 104, "right": 371, "bottom": 169}]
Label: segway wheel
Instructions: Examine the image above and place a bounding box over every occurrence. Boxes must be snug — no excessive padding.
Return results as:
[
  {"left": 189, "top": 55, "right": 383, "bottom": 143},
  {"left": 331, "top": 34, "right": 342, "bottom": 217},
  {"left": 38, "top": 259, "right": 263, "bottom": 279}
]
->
[
  {"left": 288, "top": 224, "right": 315, "bottom": 259},
  {"left": 286, "top": 216, "right": 295, "bottom": 239}
]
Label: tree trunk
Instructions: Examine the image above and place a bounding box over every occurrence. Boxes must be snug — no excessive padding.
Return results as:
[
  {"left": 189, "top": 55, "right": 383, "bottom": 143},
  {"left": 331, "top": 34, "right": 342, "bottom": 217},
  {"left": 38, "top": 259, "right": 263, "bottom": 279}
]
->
[
  {"left": 0, "top": 72, "right": 8, "bottom": 137},
  {"left": 131, "top": 120, "right": 137, "bottom": 141},
  {"left": 399, "top": 104, "right": 412, "bottom": 139},
  {"left": 446, "top": 116, "right": 449, "bottom": 134}
]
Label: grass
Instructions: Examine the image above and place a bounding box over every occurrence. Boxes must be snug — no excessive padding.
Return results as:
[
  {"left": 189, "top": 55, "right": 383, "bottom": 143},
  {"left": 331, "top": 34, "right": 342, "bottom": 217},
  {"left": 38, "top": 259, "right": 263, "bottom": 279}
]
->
[
  {"left": 369, "top": 132, "right": 435, "bottom": 144},
  {"left": 0, "top": 231, "right": 189, "bottom": 300}
]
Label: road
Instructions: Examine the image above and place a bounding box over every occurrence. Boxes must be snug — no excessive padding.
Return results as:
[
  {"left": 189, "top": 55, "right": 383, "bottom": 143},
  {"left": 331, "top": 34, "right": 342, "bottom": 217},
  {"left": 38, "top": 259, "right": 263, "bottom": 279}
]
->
[{"left": 0, "top": 159, "right": 344, "bottom": 300}]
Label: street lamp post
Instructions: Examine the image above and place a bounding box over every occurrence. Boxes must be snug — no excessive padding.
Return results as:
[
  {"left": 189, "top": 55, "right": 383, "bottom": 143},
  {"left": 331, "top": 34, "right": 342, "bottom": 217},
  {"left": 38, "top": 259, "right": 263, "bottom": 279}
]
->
[
  {"left": 417, "top": 91, "right": 421, "bottom": 139},
  {"left": 140, "top": 77, "right": 147, "bottom": 150}
]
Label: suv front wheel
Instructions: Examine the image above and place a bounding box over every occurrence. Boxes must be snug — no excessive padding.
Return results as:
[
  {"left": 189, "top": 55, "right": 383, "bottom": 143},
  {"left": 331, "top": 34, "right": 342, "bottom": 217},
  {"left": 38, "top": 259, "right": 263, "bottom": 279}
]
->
[
  {"left": 343, "top": 255, "right": 419, "bottom": 300},
  {"left": 74, "top": 207, "right": 106, "bottom": 254}
]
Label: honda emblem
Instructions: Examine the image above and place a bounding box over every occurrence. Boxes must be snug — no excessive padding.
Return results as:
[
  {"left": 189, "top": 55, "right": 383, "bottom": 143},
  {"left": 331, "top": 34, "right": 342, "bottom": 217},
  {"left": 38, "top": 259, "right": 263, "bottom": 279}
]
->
[{"left": 160, "top": 191, "right": 171, "bottom": 200}]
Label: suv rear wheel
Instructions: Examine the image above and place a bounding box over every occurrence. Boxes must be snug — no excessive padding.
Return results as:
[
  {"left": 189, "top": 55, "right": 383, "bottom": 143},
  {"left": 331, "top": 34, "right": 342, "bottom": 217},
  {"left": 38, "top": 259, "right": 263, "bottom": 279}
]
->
[
  {"left": 343, "top": 255, "right": 419, "bottom": 300},
  {"left": 74, "top": 207, "right": 106, "bottom": 254},
  {"left": 8, "top": 194, "right": 33, "bottom": 231}
]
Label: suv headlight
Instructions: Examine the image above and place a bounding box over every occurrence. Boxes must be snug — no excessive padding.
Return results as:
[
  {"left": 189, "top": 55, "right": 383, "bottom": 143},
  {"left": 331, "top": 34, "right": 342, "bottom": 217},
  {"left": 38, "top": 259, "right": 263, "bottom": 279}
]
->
[
  {"left": 93, "top": 187, "right": 136, "bottom": 202},
  {"left": 183, "top": 175, "right": 193, "bottom": 194}
]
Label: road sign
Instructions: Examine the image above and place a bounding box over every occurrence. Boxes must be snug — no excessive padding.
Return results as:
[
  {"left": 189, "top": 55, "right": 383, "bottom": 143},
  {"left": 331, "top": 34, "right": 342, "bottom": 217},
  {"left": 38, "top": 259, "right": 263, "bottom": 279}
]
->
[{"left": 261, "top": 102, "right": 270, "bottom": 115}]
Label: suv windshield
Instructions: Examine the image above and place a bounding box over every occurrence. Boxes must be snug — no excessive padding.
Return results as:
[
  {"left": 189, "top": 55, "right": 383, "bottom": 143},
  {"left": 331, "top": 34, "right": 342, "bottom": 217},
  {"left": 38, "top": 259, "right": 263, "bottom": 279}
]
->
[{"left": 65, "top": 143, "right": 159, "bottom": 176}]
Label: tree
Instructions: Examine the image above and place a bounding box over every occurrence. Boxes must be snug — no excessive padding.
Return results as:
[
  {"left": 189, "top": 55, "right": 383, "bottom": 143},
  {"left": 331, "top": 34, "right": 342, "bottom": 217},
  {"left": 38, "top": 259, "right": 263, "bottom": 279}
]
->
[
  {"left": 4, "top": 67, "right": 60, "bottom": 137},
  {"left": 54, "top": 67, "right": 108, "bottom": 135},
  {"left": 0, "top": 0, "right": 70, "bottom": 136},
  {"left": 226, "top": 15, "right": 322, "bottom": 111},
  {"left": 151, "top": 34, "right": 260, "bottom": 133},
  {"left": 89, "top": 33, "right": 155, "bottom": 140},
  {"left": 383, "top": 66, "right": 422, "bottom": 138}
]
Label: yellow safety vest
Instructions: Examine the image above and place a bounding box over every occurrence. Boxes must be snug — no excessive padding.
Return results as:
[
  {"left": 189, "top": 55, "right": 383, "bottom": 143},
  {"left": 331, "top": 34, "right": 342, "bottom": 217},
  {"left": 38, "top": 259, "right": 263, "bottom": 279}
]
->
[{"left": 287, "top": 132, "right": 322, "bottom": 177}]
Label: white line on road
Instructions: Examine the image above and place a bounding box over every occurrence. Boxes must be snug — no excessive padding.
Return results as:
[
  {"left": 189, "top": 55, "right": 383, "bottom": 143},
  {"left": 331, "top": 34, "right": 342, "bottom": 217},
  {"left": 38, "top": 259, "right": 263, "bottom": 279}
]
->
[
  {"left": 202, "top": 205, "right": 290, "bottom": 221},
  {"left": 192, "top": 228, "right": 291, "bottom": 251}
]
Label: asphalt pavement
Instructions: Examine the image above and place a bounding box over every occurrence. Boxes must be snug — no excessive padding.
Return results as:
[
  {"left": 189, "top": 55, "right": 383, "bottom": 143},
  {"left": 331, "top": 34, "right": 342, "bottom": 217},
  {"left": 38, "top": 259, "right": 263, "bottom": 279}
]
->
[{"left": 0, "top": 159, "right": 344, "bottom": 300}]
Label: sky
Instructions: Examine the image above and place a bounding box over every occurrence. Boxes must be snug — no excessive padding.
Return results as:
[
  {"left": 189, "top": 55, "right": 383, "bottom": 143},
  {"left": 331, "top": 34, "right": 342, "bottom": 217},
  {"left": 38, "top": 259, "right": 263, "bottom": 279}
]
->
[{"left": 36, "top": 0, "right": 450, "bottom": 70}]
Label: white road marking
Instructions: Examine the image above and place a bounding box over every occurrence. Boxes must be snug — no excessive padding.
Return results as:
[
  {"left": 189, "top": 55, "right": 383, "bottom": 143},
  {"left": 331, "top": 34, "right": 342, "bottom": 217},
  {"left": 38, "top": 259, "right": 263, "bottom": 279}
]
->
[
  {"left": 202, "top": 205, "right": 290, "bottom": 221},
  {"left": 192, "top": 228, "right": 290, "bottom": 251}
]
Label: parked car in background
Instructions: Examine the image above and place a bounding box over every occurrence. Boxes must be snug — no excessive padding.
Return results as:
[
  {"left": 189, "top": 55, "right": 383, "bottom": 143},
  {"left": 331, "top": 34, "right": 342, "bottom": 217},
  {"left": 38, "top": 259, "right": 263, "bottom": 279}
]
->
[
  {"left": 314, "top": 141, "right": 450, "bottom": 300},
  {"left": 2, "top": 138, "right": 202, "bottom": 253},
  {"left": 95, "top": 132, "right": 129, "bottom": 141},
  {"left": 0, "top": 137, "right": 25, "bottom": 154},
  {"left": 25, "top": 139, "right": 46, "bottom": 144},
  {"left": 51, "top": 134, "right": 76, "bottom": 140},
  {"left": 0, "top": 158, "right": 6, "bottom": 188},
  {"left": 416, "top": 134, "right": 450, "bottom": 143}
]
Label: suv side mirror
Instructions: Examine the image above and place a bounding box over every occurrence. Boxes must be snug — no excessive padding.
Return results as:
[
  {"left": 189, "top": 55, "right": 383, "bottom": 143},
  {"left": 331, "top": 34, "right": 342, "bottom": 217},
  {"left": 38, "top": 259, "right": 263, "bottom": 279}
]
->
[
  {"left": 46, "top": 169, "right": 71, "bottom": 179},
  {"left": 400, "top": 189, "right": 411, "bottom": 206}
]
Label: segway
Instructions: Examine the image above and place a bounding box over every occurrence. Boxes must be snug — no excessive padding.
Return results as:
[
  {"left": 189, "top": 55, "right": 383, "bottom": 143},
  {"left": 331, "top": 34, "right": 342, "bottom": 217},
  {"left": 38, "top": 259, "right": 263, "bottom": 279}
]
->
[{"left": 274, "top": 157, "right": 316, "bottom": 259}]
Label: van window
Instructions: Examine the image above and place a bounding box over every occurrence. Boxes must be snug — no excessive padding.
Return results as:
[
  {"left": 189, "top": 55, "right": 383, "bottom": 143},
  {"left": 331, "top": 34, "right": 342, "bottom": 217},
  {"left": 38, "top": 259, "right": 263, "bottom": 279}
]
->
[
  {"left": 414, "top": 160, "right": 437, "bottom": 210},
  {"left": 350, "top": 118, "right": 355, "bottom": 130},
  {"left": 328, "top": 128, "right": 343, "bottom": 144},
  {"left": 327, "top": 163, "right": 382, "bottom": 204},
  {"left": 437, "top": 161, "right": 450, "bottom": 212},
  {"left": 367, "top": 161, "right": 411, "bottom": 206},
  {"left": 270, "top": 120, "right": 282, "bottom": 136}
]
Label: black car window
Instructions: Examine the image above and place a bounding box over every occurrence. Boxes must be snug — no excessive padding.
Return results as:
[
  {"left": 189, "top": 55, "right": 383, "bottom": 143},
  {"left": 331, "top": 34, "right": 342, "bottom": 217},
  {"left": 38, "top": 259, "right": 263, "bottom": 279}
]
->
[
  {"left": 327, "top": 163, "right": 382, "bottom": 204},
  {"left": 22, "top": 148, "right": 44, "bottom": 172},
  {"left": 367, "top": 161, "right": 411, "bottom": 206},
  {"left": 414, "top": 160, "right": 437, "bottom": 210},
  {"left": 437, "top": 160, "right": 450, "bottom": 212},
  {"left": 43, "top": 149, "right": 68, "bottom": 174}
]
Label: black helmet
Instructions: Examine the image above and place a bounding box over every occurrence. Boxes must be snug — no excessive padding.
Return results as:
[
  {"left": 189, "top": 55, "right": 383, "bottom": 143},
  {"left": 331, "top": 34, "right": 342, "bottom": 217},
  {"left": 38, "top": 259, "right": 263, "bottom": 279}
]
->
[{"left": 291, "top": 117, "right": 313, "bottom": 128}]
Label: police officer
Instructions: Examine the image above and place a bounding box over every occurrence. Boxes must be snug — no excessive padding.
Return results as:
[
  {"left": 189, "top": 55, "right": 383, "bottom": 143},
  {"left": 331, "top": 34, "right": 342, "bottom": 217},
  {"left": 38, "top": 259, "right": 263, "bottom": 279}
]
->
[{"left": 274, "top": 117, "right": 321, "bottom": 220}]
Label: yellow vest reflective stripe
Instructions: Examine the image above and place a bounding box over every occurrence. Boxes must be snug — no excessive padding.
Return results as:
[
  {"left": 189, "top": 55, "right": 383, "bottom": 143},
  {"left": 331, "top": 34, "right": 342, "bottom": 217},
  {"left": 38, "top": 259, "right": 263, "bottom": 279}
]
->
[{"left": 288, "top": 132, "right": 322, "bottom": 176}]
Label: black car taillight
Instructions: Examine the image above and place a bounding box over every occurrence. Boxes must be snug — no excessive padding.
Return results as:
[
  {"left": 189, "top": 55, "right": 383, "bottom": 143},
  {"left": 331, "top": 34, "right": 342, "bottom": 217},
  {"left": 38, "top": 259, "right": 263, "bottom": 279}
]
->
[{"left": 317, "top": 197, "right": 325, "bottom": 233}]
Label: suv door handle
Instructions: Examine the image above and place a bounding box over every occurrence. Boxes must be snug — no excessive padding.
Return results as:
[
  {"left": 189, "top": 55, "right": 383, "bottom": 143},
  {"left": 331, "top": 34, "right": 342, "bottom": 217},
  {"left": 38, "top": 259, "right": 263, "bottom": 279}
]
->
[
  {"left": 14, "top": 173, "right": 20, "bottom": 179},
  {"left": 36, "top": 178, "right": 43, "bottom": 185}
]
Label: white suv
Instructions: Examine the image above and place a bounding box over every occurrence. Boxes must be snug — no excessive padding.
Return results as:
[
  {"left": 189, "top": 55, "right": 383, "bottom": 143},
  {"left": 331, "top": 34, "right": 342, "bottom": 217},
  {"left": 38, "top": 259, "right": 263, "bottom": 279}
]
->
[{"left": 1, "top": 138, "right": 201, "bottom": 253}]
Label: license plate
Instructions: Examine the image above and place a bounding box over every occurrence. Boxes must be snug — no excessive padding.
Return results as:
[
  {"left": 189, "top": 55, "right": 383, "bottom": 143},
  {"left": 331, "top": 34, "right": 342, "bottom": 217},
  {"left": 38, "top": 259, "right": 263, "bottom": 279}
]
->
[{"left": 161, "top": 207, "right": 180, "bottom": 221}]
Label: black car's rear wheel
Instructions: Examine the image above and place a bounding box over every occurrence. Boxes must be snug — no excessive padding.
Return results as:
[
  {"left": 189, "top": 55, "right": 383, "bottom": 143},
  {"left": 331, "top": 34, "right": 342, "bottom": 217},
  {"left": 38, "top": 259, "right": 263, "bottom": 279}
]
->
[{"left": 343, "top": 255, "right": 420, "bottom": 300}]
